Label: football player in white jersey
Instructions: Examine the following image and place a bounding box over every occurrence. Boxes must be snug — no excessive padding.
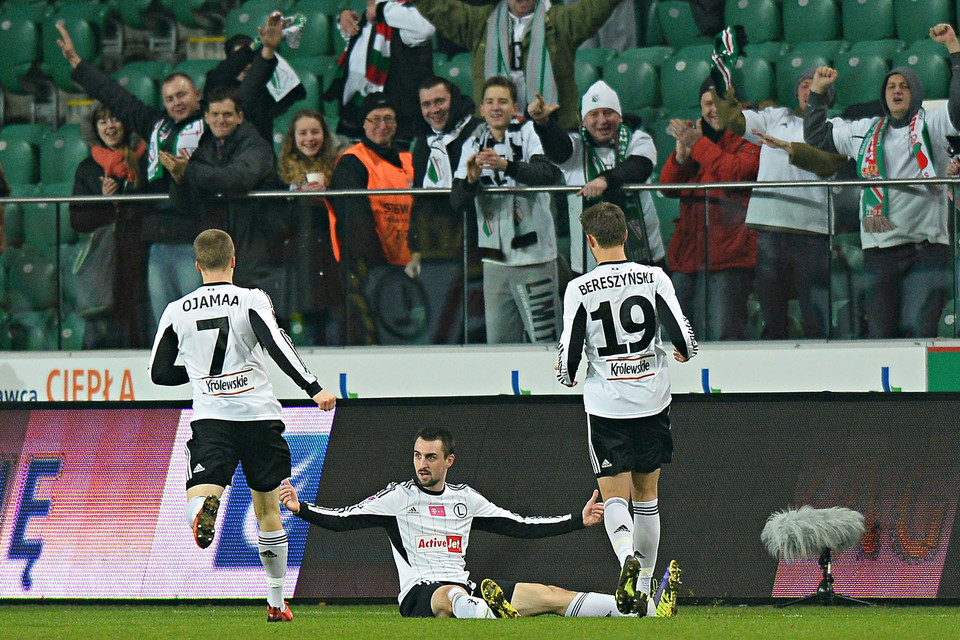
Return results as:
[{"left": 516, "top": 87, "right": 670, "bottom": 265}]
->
[
  {"left": 557, "top": 202, "right": 698, "bottom": 616},
  {"left": 148, "top": 229, "right": 336, "bottom": 622},
  {"left": 279, "top": 426, "right": 676, "bottom": 619}
]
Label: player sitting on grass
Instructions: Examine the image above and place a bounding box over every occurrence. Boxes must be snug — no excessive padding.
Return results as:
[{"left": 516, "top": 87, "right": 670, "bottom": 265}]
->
[{"left": 279, "top": 426, "right": 680, "bottom": 618}]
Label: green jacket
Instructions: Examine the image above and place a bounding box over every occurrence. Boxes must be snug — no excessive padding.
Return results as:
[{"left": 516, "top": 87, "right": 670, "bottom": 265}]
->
[{"left": 413, "top": 0, "right": 620, "bottom": 129}]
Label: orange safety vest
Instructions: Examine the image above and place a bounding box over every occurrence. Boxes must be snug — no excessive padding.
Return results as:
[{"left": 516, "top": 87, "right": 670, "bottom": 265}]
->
[{"left": 342, "top": 143, "right": 414, "bottom": 266}]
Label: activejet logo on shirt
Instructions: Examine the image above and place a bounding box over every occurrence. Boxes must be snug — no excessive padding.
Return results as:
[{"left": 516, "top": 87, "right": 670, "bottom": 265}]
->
[{"left": 416, "top": 535, "right": 463, "bottom": 553}]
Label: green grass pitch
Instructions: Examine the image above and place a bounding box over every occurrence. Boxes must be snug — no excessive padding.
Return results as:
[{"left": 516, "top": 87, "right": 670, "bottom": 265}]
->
[{"left": 3, "top": 603, "right": 960, "bottom": 640}]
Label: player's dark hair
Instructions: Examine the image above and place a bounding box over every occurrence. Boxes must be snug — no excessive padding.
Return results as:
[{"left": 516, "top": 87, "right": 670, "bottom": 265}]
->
[
  {"left": 194, "top": 229, "right": 235, "bottom": 271},
  {"left": 481, "top": 75, "right": 517, "bottom": 104},
  {"left": 580, "top": 202, "right": 627, "bottom": 248},
  {"left": 416, "top": 426, "right": 455, "bottom": 458}
]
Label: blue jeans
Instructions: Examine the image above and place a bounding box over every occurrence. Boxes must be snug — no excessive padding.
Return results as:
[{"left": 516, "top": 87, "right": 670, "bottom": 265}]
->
[
  {"left": 862, "top": 242, "right": 951, "bottom": 338},
  {"left": 755, "top": 231, "right": 829, "bottom": 339},
  {"left": 147, "top": 243, "right": 202, "bottom": 328},
  {"left": 672, "top": 268, "right": 753, "bottom": 341}
]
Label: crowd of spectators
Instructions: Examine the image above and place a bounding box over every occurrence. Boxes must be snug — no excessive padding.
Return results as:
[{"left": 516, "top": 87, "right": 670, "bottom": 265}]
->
[{"left": 6, "top": 6, "right": 960, "bottom": 348}]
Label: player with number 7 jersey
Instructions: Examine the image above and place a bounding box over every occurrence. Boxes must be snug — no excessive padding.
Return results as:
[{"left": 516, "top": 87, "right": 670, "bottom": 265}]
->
[
  {"left": 556, "top": 203, "right": 696, "bottom": 615},
  {"left": 148, "top": 229, "right": 336, "bottom": 622}
]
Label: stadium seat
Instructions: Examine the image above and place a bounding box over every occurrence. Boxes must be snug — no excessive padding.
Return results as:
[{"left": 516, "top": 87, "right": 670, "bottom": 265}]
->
[
  {"left": 660, "top": 53, "right": 712, "bottom": 110},
  {"left": 225, "top": 0, "right": 282, "bottom": 40},
  {"left": 782, "top": 0, "right": 841, "bottom": 45},
  {"left": 743, "top": 42, "right": 789, "bottom": 63},
  {"left": 652, "top": 189, "right": 678, "bottom": 243},
  {"left": 41, "top": 13, "right": 102, "bottom": 92},
  {"left": 848, "top": 39, "right": 906, "bottom": 59},
  {"left": 3, "top": 246, "right": 58, "bottom": 313},
  {"left": 161, "top": 0, "right": 224, "bottom": 30},
  {"left": 833, "top": 52, "right": 890, "bottom": 108},
  {"left": 39, "top": 126, "right": 88, "bottom": 186},
  {"left": 644, "top": 0, "right": 665, "bottom": 46},
  {"left": 22, "top": 182, "right": 77, "bottom": 248},
  {"left": 0, "top": 5, "right": 46, "bottom": 95},
  {"left": 894, "top": 0, "right": 954, "bottom": 45},
  {"left": 604, "top": 59, "right": 659, "bottom": 111},
  {"left": 615, "top": 46, "right": 676, "bottom": 69},
  {"left": 574, "top": 62, "right": 601, "bottom": 97},
  {"left": 724, "top": 0, "right": 782, "bottom": 44},
  {"left": 788, "top": 40, "right": 849, "bottom": 60},
  {"left": 892, "top": 49, "right": 950, "bottom": 99},
  {"left": 286, "top": 59, "right": 323, "bottom": 113},
  {"left": 113, "top": 67, "right": 160, "bottom": 109},
  {"left": 657, "top": 1, "right": 712, "bottom": 49},
  {"left": 776, "top": 51, "right": 832, "bottom": 107},
  {"left": 0, "top": 123, "right": 49, "bottom": 184},
  {"left": 904, "top": 37, "right": 951, "bottom": 57},
  {"left": 575, "top": 47, "right": 618, "bottom": 70},
  {"left": 731, "top": 56, "right": 776, "bottom": 105},
  {"left": 111, "top": 0, "right": 155, "bottom": 30},
  {"left": 841, "top": 0, "right": 895, "bottom": 42},
  {"left": 1, "top": 183, "right": 39, "bottom": 248},
  {"left": 173, "top": 59, "right": 221, "bottom": 91},
  {"left": 437, "top": 51, "right": 473, "bottom": 99},
  {"left": 283, "top": 1, "right": 332, "bottom": 58},
  {"left": 674, "top": 44, "right": 715, "bottom": 61}
]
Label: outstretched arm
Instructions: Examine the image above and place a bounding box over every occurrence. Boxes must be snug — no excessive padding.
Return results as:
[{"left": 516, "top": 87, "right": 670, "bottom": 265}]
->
[
  {"left": 803, "top": 66, "right": 841, "bottom": 154},
  {"left": 932, "top": 24, "right": 960, "bottom": 129}
]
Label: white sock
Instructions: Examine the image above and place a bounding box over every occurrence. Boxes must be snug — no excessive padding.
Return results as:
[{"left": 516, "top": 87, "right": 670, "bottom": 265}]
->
[
  {"left": 604, "top": 497, "right": 634, "bottom": 568},
  {"left": 633, "top": 499, "right": 660, "bottom": 594},
  {"left": 258, "top": 528, "right": 288, "bottom": 608},
  {"left": 185, "top": 495, "right": 206, "bottom": 527},
  {"left": 449, "top": 589, "right": 495, "bottom": 618},
  {"left": 564, "top": 592, "right": 627, "bottom": 617}
]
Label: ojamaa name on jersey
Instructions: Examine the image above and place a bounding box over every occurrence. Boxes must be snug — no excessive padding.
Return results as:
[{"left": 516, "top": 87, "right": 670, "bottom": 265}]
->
[
  {"left": 577, "top": 271, "right": 654, "bottom": 295},
  {"left": 182, "top": 292, "right": 240, "bottom": 311}
]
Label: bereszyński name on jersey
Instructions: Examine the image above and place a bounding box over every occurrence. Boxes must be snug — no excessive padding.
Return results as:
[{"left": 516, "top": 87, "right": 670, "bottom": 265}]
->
[{"left": 577, "top": 271, "right": 655, "bottom": 295}]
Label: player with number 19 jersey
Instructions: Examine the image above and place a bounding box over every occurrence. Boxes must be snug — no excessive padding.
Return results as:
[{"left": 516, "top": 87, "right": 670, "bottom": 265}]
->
[
  {"left": 556, "top": 261, "right": 698, "bottom": 418},
  {"left": 149, "top": 283, "right": 322, "bottom": 421}
]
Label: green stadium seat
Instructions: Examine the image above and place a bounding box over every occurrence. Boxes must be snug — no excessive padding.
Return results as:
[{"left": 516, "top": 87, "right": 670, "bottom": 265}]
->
[
  {"left": 0, "top": 123, "right": 47, "bottom": 185},
  {"left": 39, "top": 125, "right": 89, "bottom": 186},
  {"left": 1, "top": 183, "right": 39, "bottom": 248},
  {"left": 432, "top": 51, "right": 448, "bottom": 75},
  {"left": 111, "top": 0, "right": 156, "bottom": 30},
  {"left": 173, "top": 59, "right": 220, "bottom": 91},
  {"left": 894, "top": 0, "right": 954, "bottom": 45},
  {"left": 58, "top": 312, "right": 85, "bottom": 350},
  {"left": 0, "top": 6, "right": 46, "bottom": 95},
  {"left": 841, "top": 0, "right": 895, "bottom": 42},
  {"left": 286, "top": 59, "right": 322, "bottom": 113},
  {"left": 674, "top": 44, "right": 715, "bottom": 61},
  {"left": 3, "top": 246, "right": 58, "bottom": 313},
  {"left": 892, "top": 49, "right": 950, "bottom": 99},
  {"left": 731, "top": 56, "right": 776, "bottom": 105},
  {"left": 904, "top": 37, "right": 951, "bottom": 57},
  {"left": 788, "top": 40, "right": 849, "bottom": 60},
  {"left": 22, "top": 182, "right": 77, "bottom": 248},
  {"left": 660, "top": 53, "right": 712, "bottom": 110},
  {"left": 644, "top": 0, "right": 665, "bottom": 46},
  {"left": 615, "top": 46, "right": 676, "bottom": 69},
  {"left": 833, "top": 52, "right": 890, "bottom": 108},
  {"left": 782, "top": 0, "right": 840, "bottom": 45},
  {"left": 437, "top": 52, "right": 473, "bottom": 99},
  {"left": 41, "top": 14, "right": 101, "bottom": 92},
  {"left": 161, "top": 0, "right": 223, "bottom": 29},
  {"left": 225, "top": 1, "right": 279, "bottom": 40},
  {"left": 657, "top": 1, "right": 712, "bottom": 49},
  {"left": 652, "top": 189, "right": 678, "bottom": 244},
  {"left": 743, "top": 41, "right": 789, "bottom": 63},
  {"left": 574, "top": 62, "right": 601, "bottom": 97},
  {"left": 724, "top": 0, "right": 782, "bottom": 44},
  {"left": 604, "top": 59, "right": 659, "bottom": 111},
  {"left": 283, "top": 1, "right": 332, "bottom": 58},
  {"left": 575, "top": 47, "right": 618, "bottom": 69},
  {"left": 113, "top": 67, "right": 160, "bottom": 109},
  {"left": 776, "top": 51, "right": 832, "bottom": 107},
  {"left": 848, "top": 39, "right": 906, "bottom": 59}
]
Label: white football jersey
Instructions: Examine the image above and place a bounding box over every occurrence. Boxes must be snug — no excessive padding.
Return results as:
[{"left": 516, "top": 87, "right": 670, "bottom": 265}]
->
[
  {"left": 148, "top": 282, "right": 322, "bottom": 421},
  {"left": 297, "top": 480, "right": 581, "bottom": 603},
  {"left": 557, "top": 260, "right": 697, "bottom": 418}
]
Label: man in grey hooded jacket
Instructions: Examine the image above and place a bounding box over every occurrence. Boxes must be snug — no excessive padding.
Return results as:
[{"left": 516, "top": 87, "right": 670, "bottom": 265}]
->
[{"left": 803, "top": 23, "right": 960, "bottom": 338}]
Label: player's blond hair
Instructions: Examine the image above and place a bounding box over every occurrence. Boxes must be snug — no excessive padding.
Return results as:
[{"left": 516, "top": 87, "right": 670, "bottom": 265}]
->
[
  {"left": 194, "top": 229, "right": 235, "bottom": 271},
  {"left": 580, "top": 202, "right": 627, "bottom": 248}
]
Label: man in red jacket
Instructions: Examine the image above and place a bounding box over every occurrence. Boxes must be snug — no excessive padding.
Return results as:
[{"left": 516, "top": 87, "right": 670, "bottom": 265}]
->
[{"left": 659, "top": 78, "right": 760, "bottom": 341}]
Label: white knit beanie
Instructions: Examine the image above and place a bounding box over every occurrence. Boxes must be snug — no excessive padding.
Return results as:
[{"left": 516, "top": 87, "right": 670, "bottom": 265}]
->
[{"left": 581, "top": 80, "right": 621, "bottom": 119}]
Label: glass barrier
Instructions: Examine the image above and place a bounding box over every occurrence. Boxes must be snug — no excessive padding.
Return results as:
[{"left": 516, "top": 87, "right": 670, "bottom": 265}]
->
[{"left": 0, "top": 177, "right": 958, "bottom": 350}]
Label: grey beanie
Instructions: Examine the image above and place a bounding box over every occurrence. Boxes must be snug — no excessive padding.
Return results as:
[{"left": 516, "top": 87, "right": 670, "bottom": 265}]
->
[
  {"left": 797, "top": 67, "right": 834, "bottom": 105},
  {"left": 880, "top": 66, "right": 924, "bottom": 123}
]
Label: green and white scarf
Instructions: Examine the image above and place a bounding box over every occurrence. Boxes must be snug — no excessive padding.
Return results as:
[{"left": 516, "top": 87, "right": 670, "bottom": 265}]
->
[
  {"left": 484, "top": 0, "right": 557, "bottom": 108},
  {"left": 423, "top": 114, "right": 474, "bottom": 188},
  {"left": 581, "top": 123, "right": 650, "bottom": 263},
  {"left": 855, "top": 109, "right": 934, "bottom": 233},
  {"left": 146, "top": 117, "right": 204, "bottom": 182},
  {"left": 710, "top": 25, "right": 747, "bottom": 96}
]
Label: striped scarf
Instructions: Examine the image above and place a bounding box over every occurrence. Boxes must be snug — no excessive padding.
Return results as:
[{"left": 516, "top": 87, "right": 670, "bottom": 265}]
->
[
  {"left": 710, "top": 26, "right": 746, "bottom": 96},
  {"left": 484, "top": 0, "right": 557, "bottom": 108},
  {"left": 334, "top": 17, "right": 393, "bottom": 109},
  {"left": 855, "top": 110, "right": 934, "bottom": 233}
]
